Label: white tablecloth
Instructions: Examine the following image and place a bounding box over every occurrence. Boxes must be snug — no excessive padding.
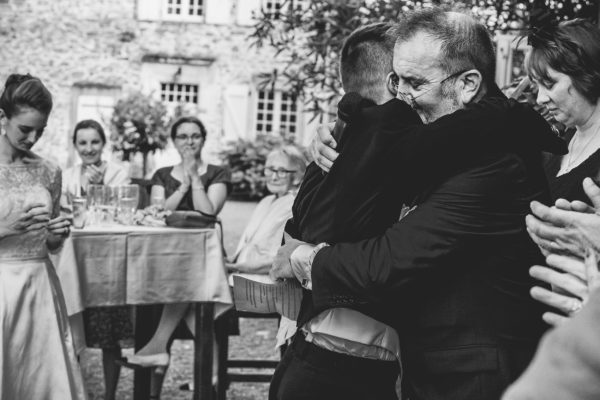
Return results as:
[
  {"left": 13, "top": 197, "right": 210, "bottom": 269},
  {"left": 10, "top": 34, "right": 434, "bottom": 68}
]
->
[{"left": 51, "top": 225, "right": 233, "bottom": 351}]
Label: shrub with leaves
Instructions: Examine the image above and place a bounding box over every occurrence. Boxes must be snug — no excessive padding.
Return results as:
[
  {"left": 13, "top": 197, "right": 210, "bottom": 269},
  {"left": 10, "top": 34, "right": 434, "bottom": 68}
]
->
[
  {"left": 109, "top": 91, "right": 171, "bottom": 175},
  {"left": 251, "top": 0, "right": 597, "bottom": 122},
  {"left": 219, "top": 133, "right": 300, "bottom": 200}
]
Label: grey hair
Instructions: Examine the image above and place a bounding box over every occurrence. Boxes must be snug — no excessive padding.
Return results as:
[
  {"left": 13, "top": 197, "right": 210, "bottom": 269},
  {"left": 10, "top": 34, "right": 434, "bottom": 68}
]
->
[
  {"left": 390, "top": 8, "right": 496, "bottom": 87},
  {"left": 267, "top": 144, "right": 308, "bottom": 178}
]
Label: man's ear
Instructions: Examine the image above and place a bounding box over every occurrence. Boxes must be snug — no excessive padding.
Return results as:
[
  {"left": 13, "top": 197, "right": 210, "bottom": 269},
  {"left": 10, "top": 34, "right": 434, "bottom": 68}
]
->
[
  {"left": 458, "top": 69, "right": 483, "bottom": 105},
  {"left": 386, "top": 72, "right": 398, "bottom": 97}
]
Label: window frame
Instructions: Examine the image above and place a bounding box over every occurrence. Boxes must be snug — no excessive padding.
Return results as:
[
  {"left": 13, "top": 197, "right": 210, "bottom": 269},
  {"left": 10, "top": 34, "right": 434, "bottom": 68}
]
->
[
  {"left": 261, "top": 0, "right": 309, "bottom": 19},
  {"left": 162, "top": 0, "right": 205, "bottom": 22},
  {"left": 160, "top": 82, "right": 200, "bottom": 105},
  {"left": 254, "top": 88, "right": 300, "bottom": 138}
]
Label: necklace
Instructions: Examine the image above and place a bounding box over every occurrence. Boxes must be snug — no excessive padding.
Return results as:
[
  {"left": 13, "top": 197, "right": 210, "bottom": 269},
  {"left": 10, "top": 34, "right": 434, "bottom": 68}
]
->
[{"left": 562, "top": 125, "right": 600, "bottom": 174}]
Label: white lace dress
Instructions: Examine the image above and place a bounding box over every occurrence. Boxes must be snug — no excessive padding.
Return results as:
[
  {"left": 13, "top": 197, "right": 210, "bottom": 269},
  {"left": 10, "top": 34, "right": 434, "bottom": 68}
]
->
[{"left": 0, "top": 159, "right": 87, "bottom": 400}]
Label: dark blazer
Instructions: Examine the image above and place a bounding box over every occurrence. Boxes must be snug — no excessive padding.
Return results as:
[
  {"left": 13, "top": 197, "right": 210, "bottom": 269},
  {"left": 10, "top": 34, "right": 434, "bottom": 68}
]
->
[
  {"left": 304, "top": 94, "right": 567, "bottom": 399},
  {"left": 288, "top": 91, "right": 566, "bottom": 323}
]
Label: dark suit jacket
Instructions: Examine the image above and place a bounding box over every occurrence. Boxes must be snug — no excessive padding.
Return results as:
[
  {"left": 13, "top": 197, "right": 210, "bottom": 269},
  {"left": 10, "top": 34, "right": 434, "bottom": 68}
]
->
[
  {"left": 288, "top": 90, "right": 566, "bottom": 324},
  {"left": 303, "top": 93, "right": 567, "bottom": 399}
]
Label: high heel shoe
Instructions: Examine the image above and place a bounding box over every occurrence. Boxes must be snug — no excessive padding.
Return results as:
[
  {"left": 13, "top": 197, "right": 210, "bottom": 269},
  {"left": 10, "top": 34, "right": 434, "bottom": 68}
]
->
[{"left": 116, "top": 353, "right": 170, "bottom": 374}]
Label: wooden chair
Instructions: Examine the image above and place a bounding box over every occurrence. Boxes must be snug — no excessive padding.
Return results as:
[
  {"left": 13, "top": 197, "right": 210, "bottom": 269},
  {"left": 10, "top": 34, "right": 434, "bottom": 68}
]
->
[{"left": 215, "top": 311, "right": 283, "bottom": 400}]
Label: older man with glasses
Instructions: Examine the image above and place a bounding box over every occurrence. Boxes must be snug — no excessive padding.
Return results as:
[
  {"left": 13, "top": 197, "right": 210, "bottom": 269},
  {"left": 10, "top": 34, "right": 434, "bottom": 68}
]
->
[{"left": 270, "top": 8, "right": 567, "bottom": 400}]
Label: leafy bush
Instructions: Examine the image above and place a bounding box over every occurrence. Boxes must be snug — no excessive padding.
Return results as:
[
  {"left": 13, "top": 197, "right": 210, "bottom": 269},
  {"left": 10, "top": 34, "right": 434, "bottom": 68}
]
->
[
  {"left": 109, "top": 91, "right": 171, "bottom": 175},
  {"left": 219, "top": 133, "right": 301, "bottom": 200}
]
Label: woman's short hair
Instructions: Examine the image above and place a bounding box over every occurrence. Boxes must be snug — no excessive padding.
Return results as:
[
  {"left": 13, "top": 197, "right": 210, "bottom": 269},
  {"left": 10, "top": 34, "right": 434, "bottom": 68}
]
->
[
  {"left": 72, "top": 119, "right": 106, "bottom": 145},
  {"left": 526, "top": 19, "right": 600, "bottom": 104},
  {"left": 170, "top": 116, "right": 207, "bottom": 141},
  {"left": 0, "top": 73, "right": 53, "bottom": 118},
  {"left": 267, "top": 145, "right": 309, "bottom": 178}
]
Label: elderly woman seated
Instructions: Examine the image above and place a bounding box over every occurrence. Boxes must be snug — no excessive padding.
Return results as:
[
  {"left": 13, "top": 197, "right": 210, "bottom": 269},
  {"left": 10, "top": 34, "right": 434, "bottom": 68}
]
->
[
  {"left": 227, "top": 145, "right": 308, "bottom": 275},
  {"left": 227, "top": 145, "right": 308, "bottom": 349}
]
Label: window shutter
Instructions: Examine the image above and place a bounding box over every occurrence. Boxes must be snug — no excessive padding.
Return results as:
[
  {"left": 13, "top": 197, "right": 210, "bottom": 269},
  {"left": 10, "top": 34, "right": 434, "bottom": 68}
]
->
[
  {"left": 204, "top": 0, "right": 233, "bottom": 24},
  {"left": 223, "top": 84, "right": 251, "bottom": 140},
  {"left": 137, "top": 0, "right": 162, "bottom": 21},
  {"left": 236, "top": 0, "right": 261, "bottom": 26}
]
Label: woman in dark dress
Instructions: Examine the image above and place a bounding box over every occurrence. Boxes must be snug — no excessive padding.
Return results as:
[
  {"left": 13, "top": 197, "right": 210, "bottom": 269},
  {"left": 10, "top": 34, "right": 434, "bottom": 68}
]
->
[
  {"left": 524, "top": 18, "right": 600, "bottom": 325},
  {"left": 123, "top": 116, "right": 230, "bottom": 371},
  {"left": 527, "top": 19, "right": 600, "bottom": 203}
]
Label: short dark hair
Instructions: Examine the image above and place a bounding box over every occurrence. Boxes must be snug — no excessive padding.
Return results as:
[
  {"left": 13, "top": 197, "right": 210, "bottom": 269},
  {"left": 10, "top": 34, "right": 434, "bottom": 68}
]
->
[
  {"left": 339, "top": 22, "right": 395, "bottom": 98},
  {"left": 0, "top": 73, "right": 53, "bottom": 118},
  {"left": 72, "top": 119, "right": 106, "bottom": 145},
  {"left": 391, "top": 9, "right": 496, "bottom": 87},
  {"left": 170, "top": 116, "right": 207, "bottom": 140},
  {"left": 526, "top": 19, "right": 600, "bottom": 104}
]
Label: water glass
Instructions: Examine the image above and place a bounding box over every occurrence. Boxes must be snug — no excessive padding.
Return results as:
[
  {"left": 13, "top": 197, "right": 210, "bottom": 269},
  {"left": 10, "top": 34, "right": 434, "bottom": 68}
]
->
[
  {"left": 72, "top": 197, "right": 87, "bottom": 229},
  {"left": 151, "top": 191, "right": 166, "bottom": 208},
  {"left": 97, "top": 186, "right": 118, "bottom": 225},
  {"left": 86, "top": 185, "right": 105, "bottom": 226},
  {"left": 116, "top": 185, "right": 140, "bottom": 225}
]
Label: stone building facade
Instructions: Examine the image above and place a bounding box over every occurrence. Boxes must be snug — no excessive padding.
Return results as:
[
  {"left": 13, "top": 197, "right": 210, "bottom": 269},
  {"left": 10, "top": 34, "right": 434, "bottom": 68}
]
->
[{"left": 0, "top": 0, "right": 316, "bottom": 173}]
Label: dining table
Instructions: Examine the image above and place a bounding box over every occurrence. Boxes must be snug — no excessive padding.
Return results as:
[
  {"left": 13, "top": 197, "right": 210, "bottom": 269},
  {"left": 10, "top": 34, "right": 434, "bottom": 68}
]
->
[{"left": 51, "top": 224, "right": 233, "bottom": 400}]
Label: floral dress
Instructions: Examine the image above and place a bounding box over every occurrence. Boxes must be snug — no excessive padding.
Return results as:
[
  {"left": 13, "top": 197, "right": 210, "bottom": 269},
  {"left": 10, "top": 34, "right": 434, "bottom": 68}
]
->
[{"left": 0, "top": 158, "right": 87, "bottom": 399}]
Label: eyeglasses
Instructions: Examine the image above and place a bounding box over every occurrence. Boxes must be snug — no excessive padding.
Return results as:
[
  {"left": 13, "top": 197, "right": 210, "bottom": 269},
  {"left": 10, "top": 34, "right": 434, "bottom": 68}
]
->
[
  {"left": 394, "top": 69, "right": 471, "bottom": 104},
  {"left": 264, "top": 167, "right": 297, "bottom": 178},
  {"left": 175, "top": 134, "right": 204, "bottom": 142}
]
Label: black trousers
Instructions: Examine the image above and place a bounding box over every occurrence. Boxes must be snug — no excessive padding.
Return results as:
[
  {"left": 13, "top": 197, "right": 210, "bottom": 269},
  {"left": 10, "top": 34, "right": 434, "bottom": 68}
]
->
[{"left": 269, "top": 333, "right": 400, "bottom": 400}]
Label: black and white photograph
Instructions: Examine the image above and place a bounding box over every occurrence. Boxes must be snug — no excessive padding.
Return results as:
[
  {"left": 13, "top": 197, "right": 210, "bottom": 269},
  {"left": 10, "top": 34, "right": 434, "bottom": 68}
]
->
[{"left": 0, "top": 0, "right": 599, "bottom": 399}]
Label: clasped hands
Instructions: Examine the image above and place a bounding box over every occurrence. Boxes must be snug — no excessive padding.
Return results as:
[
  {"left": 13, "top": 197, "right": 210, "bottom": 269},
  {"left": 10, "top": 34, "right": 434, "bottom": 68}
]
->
[
  {"left": 526, "top": 177, "right": 600, "bottom": 325},
  {"left": 180, "top": 149, "right": 204, "bottom": 190},
  {"left": 84, "top": 163, "right": 107, "bottom": 185},
  {"left": 1, "top": 202, "right": 72, "bottom": 239}
]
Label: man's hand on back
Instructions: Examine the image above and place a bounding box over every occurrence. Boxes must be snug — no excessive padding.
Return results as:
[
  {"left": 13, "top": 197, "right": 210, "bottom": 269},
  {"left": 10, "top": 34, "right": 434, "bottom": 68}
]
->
[{"left": 310, "top": 123, "right": 339, "bottom": 173}]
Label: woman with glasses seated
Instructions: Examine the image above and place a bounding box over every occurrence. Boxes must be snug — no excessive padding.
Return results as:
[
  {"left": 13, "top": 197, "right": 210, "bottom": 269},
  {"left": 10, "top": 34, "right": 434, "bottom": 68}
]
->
[
  {"left": 122, "top": 116, "right": 230, "bottom": 374},
  {"left": 225, "top": 145, "right": 307, "bottom": 369},
  {"left": 227, "top": 146, "right": 307, "bottom": 275}
]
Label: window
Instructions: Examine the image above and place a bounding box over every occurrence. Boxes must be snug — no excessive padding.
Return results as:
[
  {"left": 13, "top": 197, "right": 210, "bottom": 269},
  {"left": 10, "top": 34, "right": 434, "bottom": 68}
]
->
[
  {"left": 164, "top": 0, "right": 203, "bottom": 20},
  {"left": 262, "top": 0, "right": 308, "bottom": 19},
  {"left": 255, "top": 90, "right": 298, "bottom": 136},
  {"left": 262, "top": 0, "right": 283, "bottom": 19},
  {"left": 160, "top": 83, "right": 199, "bottom": 104}
]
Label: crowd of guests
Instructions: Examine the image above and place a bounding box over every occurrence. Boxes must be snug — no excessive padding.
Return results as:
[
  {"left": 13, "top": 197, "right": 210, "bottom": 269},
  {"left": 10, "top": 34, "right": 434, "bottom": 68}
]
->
[{"left": 1, "top": 5, "right": 600, "bottom": 400}]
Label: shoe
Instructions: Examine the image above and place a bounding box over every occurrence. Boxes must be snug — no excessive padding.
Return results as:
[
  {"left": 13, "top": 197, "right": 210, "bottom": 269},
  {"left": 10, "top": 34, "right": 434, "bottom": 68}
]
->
[
  {"left": 116, "top": 353, "right": 170, "bottom": 374},
  {"left": 179, "top": 382, "right": 218, "bottom": 397}
]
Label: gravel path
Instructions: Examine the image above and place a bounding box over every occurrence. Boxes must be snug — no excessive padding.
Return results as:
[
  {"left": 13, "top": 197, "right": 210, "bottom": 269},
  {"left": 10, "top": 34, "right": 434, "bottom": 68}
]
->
[{"left": 81, "top": 201, "right": 280, "bottom": 400}]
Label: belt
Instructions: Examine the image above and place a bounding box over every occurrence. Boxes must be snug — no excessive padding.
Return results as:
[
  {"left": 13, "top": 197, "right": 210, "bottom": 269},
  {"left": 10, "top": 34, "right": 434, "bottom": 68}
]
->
[{"left": 289, "top": 333, "right": 398, "bottom": 376}]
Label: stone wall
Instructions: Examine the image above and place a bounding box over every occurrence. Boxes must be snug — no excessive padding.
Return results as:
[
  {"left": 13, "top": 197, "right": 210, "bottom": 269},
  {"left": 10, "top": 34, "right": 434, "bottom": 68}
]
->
[{"left": 0, "top": 0, "right": 281, "bottom": 171}]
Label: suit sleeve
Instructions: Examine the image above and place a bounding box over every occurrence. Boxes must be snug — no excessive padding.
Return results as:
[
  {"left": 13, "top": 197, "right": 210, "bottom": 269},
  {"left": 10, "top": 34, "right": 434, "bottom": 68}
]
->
[
  {"left": 310, "top": 154, "right": 529, "bottom": 307},
  {"left": 384, "top": 98, "right": 560, "bottom": 191}
]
